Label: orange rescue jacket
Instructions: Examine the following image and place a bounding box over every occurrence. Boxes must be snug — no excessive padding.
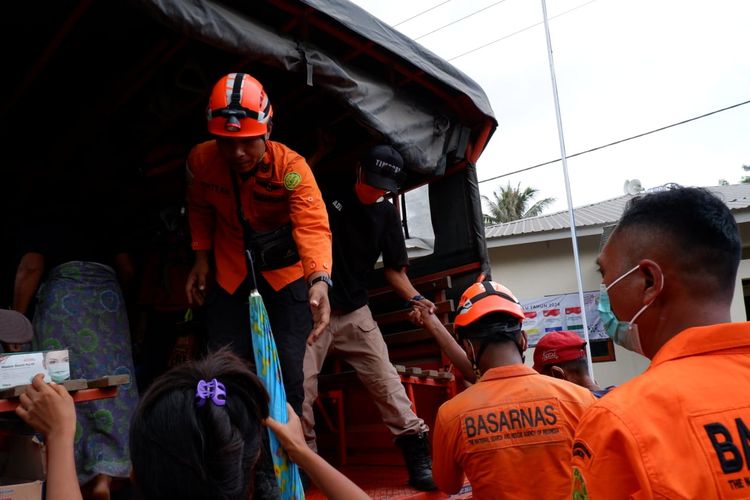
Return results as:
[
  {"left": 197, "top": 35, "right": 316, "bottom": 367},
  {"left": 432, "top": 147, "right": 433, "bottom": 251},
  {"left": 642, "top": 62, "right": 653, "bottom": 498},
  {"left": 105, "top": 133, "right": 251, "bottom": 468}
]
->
[
  {"left": 187, "top": 140, "right": 332, "bottom": 293},
  {"left": 571, "top": 322, "right": 750, "bottom": 500},
  {"left": 433, "top": 364, "right": 596, "bottom": 499}
]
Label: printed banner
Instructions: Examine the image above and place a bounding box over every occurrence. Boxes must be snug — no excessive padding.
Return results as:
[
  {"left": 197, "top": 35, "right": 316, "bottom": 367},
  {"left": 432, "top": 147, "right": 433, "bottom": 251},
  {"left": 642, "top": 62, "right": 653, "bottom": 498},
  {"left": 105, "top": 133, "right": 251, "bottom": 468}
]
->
[{"left": 520, "top": 291, "right": 607, "bottom": 346}]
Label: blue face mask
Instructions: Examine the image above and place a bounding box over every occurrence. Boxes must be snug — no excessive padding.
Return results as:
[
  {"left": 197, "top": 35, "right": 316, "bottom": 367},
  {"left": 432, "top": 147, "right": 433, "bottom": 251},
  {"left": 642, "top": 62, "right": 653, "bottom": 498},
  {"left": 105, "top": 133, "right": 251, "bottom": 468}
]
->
[{"left": 598, "top": 265, "right": 661, "bottom": 355}]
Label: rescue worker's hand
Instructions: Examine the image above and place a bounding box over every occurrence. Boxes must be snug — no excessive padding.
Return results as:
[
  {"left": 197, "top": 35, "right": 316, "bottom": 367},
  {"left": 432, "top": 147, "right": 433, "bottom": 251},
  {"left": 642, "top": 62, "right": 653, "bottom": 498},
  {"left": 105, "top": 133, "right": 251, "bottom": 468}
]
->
[
  {"left": 15, "top": 374, "right": 76, "bottom": 442},
  {"left": 186, "top": 252, "right": 211, "bottom": 306},
  {"left": 411, "top": 297, "right": 436, "bottom": 315},
  {"left": 308, "top": 281, "right": 330, "bottom": 345}
]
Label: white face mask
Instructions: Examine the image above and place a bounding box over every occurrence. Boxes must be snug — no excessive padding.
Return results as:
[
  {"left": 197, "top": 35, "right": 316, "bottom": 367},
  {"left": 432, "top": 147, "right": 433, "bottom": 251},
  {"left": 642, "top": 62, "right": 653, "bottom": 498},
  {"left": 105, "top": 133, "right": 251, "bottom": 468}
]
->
[
  {"left": 598, "top": 265, "right": 664, "bottom": 356},
  {"left": 47, "top": 361, "right": 70, "bottom": 383}
]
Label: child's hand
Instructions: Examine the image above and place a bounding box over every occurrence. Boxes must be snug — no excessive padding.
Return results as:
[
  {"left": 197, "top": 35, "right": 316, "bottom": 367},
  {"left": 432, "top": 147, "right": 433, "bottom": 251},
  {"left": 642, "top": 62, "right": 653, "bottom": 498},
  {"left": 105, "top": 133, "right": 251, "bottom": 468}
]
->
[
  {"left": 265, "top": 403, "right": 310, "bottom": 462},
  {"left": 15, "top": 373, "right": 76, "bottom": 442},
  {"left": 408, "top": 307, "right": 426, "bottom": 326}
]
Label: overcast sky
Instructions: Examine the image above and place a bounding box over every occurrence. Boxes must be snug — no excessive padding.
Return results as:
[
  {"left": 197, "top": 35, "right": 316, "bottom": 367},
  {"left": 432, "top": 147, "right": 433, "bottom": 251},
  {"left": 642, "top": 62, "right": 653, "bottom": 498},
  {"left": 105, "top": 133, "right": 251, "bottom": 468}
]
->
[{"left": 350, "top": 0, "right": 750, "bottom": 214}]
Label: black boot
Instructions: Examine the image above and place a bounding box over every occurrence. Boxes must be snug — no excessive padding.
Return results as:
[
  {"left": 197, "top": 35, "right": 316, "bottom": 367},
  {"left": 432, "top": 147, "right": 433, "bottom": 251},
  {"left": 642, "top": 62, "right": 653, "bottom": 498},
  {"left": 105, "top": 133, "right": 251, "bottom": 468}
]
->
[{"left": 395, "top": 433, "right": 437, "bottom": 491}]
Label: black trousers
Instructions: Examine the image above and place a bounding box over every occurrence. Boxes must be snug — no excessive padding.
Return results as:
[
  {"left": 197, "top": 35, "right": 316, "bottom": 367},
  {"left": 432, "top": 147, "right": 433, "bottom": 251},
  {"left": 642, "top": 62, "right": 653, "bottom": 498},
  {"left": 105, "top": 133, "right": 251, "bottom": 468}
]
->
[{"left": 204, "top": 275, "right": 311, "bottom": 415}]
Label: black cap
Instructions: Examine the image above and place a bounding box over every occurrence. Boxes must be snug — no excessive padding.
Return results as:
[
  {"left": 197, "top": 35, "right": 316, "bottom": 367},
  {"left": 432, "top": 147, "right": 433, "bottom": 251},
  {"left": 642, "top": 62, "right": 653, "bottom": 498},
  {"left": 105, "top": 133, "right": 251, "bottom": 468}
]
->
[
  {"left": 362, "top": 145, "right": 405, "bottom": 192},
  {"left": 0, "top": 310, "right": 34, "bottom": 344}
]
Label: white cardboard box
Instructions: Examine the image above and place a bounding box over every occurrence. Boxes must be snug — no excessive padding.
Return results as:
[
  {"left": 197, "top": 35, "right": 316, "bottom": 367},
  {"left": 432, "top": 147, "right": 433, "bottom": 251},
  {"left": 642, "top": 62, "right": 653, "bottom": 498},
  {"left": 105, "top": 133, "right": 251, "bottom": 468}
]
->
[
  {"left": 0, "top": 350, "right": 70, "bottom": 389},
  {"left": 0, "top": 435, "right": 46, "bottom": 500}
]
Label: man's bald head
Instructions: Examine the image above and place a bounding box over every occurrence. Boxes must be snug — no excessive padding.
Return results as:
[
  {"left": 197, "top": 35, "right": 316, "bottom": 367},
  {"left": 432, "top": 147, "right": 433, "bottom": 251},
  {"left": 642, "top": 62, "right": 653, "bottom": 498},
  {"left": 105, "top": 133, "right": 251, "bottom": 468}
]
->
[{"left": 614, "top": 187, "right": 740, "bottom": 301}]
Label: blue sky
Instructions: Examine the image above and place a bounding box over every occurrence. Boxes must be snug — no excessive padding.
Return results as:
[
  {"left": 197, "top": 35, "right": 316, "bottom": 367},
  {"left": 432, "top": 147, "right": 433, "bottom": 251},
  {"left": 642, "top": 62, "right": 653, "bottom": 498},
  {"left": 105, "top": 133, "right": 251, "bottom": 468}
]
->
[{"left": 350, "top": 0, "right": 750, "bottom": 213}]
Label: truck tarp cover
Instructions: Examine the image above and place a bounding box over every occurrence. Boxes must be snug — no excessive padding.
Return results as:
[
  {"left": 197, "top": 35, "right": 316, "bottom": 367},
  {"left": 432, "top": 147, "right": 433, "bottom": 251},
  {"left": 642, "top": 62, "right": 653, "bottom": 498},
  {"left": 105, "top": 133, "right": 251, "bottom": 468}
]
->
[{"left": 141, "top": 0, "right": 496, "bottom": 174}]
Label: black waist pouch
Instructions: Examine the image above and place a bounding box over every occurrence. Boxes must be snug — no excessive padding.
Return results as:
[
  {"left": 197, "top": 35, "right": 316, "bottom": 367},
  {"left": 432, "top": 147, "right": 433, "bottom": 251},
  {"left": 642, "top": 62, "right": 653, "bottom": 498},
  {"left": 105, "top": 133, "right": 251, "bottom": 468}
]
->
[{"left": 245, "top": 223, "right": 300, "bottom": 271}]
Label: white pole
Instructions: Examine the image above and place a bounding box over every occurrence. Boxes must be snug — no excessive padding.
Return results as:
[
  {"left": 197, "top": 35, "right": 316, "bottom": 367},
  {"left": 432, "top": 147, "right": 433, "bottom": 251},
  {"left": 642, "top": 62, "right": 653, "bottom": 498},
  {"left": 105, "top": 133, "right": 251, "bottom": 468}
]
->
[{"left": 540, "top": 0, "right": 594, "bottom": 378}]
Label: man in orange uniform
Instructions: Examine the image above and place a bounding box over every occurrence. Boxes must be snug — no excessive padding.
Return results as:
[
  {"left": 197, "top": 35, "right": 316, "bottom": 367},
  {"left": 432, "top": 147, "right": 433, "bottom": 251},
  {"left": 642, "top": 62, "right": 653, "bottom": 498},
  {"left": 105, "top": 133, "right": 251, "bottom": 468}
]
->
[
  {"left": 432, "top": 281, "right": 596, "bottom": 499},
  {"left": 185, "top": 73, "right": 332, "bottom": 417},
  {"left": 571, "top": 186, "right": 750, "bottom": 499}
]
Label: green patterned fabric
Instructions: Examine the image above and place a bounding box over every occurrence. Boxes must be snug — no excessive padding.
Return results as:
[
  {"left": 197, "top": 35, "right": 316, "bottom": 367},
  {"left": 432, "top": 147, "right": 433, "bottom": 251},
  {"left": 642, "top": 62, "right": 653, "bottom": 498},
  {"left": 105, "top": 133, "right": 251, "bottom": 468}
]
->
[{"left": 34, "top": 261, "right": 139, "bottom": 484}]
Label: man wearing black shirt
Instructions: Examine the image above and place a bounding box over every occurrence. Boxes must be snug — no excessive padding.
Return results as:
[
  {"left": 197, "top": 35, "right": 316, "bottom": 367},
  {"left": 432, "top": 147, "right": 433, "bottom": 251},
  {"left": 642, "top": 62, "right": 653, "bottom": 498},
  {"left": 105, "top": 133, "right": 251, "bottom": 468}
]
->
[{"left": 301, "top": 145, "right": 437, "bottom": 491}]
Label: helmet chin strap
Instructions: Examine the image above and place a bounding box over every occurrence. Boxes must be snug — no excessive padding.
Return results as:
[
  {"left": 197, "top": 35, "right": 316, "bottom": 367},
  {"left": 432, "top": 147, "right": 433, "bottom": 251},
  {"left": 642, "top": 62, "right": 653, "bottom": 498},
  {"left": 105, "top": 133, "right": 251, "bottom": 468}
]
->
[{"left": 465, "top": 341, "right": 482, "bottom": 380}]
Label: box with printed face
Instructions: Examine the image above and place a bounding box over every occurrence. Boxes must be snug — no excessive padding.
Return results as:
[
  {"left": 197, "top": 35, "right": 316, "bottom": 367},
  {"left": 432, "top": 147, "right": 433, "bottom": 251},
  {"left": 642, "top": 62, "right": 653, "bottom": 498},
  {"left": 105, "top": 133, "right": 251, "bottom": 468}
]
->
[{"left": 0, "top": 349, "right": 70, "bottom": 389}]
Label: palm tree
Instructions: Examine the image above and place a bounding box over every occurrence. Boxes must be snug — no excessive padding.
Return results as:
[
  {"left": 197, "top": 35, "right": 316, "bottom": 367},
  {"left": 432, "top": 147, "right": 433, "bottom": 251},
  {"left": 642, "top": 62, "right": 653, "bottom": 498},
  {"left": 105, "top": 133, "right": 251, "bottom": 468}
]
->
[{"left": 482, "top": 182, "right": 555, "bottom": 225}]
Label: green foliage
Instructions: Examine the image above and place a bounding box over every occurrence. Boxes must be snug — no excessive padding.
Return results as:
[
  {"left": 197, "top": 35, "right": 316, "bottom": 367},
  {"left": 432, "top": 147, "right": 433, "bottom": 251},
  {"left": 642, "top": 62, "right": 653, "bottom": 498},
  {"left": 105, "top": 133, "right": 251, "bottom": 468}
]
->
[{"left": 482, "top": 182, "right": 555, "bottom": 225}]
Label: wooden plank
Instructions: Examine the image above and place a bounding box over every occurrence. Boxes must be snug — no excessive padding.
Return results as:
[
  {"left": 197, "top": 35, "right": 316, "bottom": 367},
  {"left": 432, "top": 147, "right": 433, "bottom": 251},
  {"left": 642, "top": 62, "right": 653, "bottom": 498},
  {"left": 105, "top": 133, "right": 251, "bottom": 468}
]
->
[
  {"left": 86, "top": 375, "right": 130, "bottom": 388},
  {"left": 0, "top": 379, "right": 87, "bottom": 399},
  {"left": 62, "top": 379, "right": 88, "bottom": 392},
  {"left": 0, "top": 386, "right": 26, "bottom": 399},
  {"left": 0, "top": 386, "right": 119, "bottom": 413}
]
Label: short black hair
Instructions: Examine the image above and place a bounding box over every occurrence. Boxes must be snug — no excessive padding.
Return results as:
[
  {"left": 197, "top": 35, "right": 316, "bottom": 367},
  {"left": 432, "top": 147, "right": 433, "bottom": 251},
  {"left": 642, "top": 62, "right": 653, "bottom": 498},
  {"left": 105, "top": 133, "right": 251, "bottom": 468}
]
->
[
  {"left": 130, "top": 348, "right": 269, "bottom": 500},
  {"left": 539, "top": 357, "right": 588, "bottom": 376},
  {"left": 617, "top": 186, "right": 740, "bottom": 298},
  {"left": 556, "top": 357, "right": 589, "bottom": 375}
]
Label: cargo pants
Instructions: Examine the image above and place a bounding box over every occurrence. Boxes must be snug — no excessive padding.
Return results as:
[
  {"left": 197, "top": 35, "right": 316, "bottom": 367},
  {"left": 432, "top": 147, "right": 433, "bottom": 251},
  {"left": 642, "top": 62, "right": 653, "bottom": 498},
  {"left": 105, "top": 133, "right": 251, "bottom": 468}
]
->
[{"left": 302, "top": 305, "right": 428, "bottom": 450}]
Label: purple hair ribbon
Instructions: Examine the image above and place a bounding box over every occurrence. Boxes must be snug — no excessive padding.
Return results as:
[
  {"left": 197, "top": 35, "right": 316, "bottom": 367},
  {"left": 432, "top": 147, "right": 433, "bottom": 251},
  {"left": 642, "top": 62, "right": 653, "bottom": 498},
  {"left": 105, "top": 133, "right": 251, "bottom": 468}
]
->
[{"left": 195, "top": 378, "right": 227, "bottom": 407}]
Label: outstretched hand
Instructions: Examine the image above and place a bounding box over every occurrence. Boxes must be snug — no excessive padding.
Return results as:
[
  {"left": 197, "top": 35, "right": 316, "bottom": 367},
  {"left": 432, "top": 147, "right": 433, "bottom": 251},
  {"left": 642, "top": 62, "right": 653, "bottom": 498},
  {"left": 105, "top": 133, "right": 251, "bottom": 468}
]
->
[
  {"left": 408, "top": 298, "right": 436, "bottom": 326},
  {"left": 265, "top": 403, "right": 309, "bottom": 463},
  {"left": 15, "top": 374, "right": 76, "bottom": 442},
  {"left": 308, "top": 282, "right": 330, "bottom": 345},
  {"left": 265, "top": 404, "right": 370, "bottom": 500},
  {"left": 185, "top": 260, "right": 210, "bottom": 306},
  {"left": 16, "top": 374, "right": 83, "bottom": 500}
]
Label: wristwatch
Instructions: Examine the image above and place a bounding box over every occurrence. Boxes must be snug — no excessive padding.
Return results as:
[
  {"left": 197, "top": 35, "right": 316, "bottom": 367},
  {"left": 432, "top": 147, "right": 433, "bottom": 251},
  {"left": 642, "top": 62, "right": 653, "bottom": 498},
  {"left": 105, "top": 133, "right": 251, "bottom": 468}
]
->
[{"left": 310, "top": 274, "right": 333, "bottom": 288}]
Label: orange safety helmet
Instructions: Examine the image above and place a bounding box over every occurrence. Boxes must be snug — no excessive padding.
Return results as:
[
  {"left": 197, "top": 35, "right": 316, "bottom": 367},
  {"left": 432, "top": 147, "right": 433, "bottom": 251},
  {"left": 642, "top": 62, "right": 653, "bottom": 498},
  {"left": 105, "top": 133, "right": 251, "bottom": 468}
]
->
[
  {"left": 206, "top": 73, "right": 273, "bottom": 137},
  {"left": 454, "top": 281, "right": 525, "bottom": 328}
]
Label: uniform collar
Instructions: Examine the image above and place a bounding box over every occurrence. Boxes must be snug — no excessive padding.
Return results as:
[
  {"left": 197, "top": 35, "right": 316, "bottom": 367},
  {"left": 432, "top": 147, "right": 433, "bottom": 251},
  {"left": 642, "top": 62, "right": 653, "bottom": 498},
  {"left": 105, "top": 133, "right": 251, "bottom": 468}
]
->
[
  {"left": 479, "top": 364, "right": 538, "bottom": 382},
  {"left": 651, "top": 322, "right": 750, "bottom": 368}
]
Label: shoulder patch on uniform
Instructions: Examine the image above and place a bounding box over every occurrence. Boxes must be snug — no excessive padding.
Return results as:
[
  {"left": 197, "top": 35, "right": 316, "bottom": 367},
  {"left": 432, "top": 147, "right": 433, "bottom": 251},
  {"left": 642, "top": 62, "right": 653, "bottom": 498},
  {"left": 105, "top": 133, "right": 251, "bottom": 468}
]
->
[{"left": 284, "top": 172, "right": 302, "bottom": 190}]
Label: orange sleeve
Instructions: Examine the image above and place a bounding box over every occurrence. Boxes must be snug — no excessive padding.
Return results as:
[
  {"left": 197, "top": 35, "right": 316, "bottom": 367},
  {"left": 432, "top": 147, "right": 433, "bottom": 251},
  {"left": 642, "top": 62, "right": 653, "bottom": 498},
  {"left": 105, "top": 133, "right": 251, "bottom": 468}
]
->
[
  {"left": 186, "top": 150, "right": 215, "bottom": 251},
  {"left": 282, "top": 155, "right": 332, "bottom": 280},
  {"left": 571, "top": 406, "right": 651, "bottom": 499},
  {"left": 432, "top": 407, "right": 465, "bottom": 495}
]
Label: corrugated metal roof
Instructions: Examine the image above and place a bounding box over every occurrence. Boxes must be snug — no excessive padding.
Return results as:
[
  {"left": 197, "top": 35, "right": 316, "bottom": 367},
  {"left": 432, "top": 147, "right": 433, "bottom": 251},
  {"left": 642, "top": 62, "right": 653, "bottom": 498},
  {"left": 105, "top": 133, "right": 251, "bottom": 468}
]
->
[{"left": 485, "top": 184, "right": 750, "bottom": 240}]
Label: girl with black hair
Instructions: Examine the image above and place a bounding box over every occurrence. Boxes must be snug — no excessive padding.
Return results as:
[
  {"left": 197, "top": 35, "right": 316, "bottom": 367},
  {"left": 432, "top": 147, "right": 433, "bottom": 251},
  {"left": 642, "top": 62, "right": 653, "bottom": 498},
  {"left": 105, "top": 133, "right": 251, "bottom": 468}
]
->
[{"left": 16, "top": 348, "right": 369, "bottom": 500}]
